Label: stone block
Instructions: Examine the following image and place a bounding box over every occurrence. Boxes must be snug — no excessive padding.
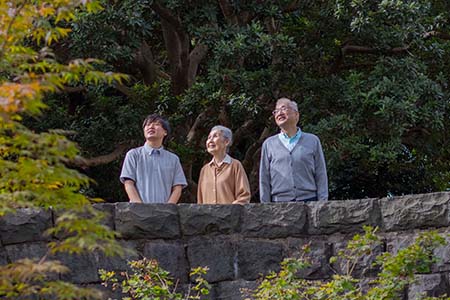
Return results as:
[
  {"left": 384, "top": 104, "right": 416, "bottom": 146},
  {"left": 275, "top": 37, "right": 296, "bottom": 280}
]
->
[
  {"left": 381, "top": 192, "right": 450, "bottom": 231},
  {"left": 57, "top": 251, "right": 99, "bottom": 284},
  {"left": 241, "top": 203, "right": 307, "bottom": 238},
  {"left": 408, "top": 273, "right": 450, "bottom": 299},
  {"left": 308, "top": 199, "right": 380, "bottom": 235},
  {"left": 93, "top": 240, "right": 140, "bottom": 273},
  {"left": 237, "top": 239, "right": 283, "bottom": 280},
  {"left": 187, "top": 237, "right": 235, "bottom": 283},
  {"left": 332, "top": 239, "right": 385, "bottom": 278},
  {"left": 285, "top": 238, "right": 332, "bottom": 279},
  {"left": 0, "top": 245, "right": 8, "bottom": 265},
  {"left": 179, "top": 204, "right": 242, "bottom": 236},
  {"left": 92, "top": 203, "right": 116, "bottom": 229},
  {"left": 0, "top": 208, "right": 52, "bottom": 245},
  {"left": 143, "top": 240, "right": 189, "bottom": 282},
  {"left": 115, "top": 203, "right": 180, "bottom": 239},
  {"left": 215, "top": 280, "right": 258, "bottom": 300},
  {"left": 5, "top": 242, "right": 49, "bottom": 262}
]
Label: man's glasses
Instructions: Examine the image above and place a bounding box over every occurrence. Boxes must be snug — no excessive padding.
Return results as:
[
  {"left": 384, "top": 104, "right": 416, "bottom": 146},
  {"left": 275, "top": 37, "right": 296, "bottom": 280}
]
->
[{"left": 272, "top": 106, "right": 296, "bottom": 115}]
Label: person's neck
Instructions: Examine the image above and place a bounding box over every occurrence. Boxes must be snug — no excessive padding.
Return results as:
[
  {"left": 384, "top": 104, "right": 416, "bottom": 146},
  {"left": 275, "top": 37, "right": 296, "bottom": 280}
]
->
[
  {"left": 280, "top": 125, "right": 298, "bottom": 138},
  {"left": 146, "top": 140, "right": 163, "bottom": 149},
  {"left": 213, "top": 152, "right": 227, "bottom": 166}
]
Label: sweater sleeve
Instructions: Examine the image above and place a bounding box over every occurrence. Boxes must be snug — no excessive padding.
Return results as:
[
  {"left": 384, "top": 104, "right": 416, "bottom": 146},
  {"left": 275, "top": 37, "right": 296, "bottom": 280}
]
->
[
  {"left": 314, "top": 137, "right": 329, "bottom": 200},
  {"left": 259, "top": 140, "right": 271, "bottom": 203},
  {"left": 232, "top": 160, "right": 251, "bottom": 205}
]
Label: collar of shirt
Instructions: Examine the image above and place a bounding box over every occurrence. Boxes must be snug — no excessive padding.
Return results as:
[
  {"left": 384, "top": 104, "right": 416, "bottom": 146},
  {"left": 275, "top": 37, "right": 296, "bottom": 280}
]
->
[
  {"left": 278, "top": 127, "right": 302, "bottom": 150},
  {"left": 144, "top": 143, "right": 163, "bottom": 155},
  {"left": 208, "top": 154, "right": 232, "bottom": 167}
]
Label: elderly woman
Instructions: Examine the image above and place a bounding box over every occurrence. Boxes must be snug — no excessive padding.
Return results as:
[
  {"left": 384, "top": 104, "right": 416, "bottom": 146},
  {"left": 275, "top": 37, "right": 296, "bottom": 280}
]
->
[{"left": 197, "top": 125, "right": 251, "bottom": 204}]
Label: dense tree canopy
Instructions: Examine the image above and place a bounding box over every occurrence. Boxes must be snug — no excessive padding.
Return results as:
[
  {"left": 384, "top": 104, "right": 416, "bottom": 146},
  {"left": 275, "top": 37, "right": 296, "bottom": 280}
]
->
[{"left": 26, "top": 0, "right": 450, "bottom": 201}]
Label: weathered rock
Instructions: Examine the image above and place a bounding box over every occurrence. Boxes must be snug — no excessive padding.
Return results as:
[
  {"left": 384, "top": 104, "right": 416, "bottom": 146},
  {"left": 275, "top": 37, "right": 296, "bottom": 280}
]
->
[
  {"left": 0, "top": 245, "right": 8, "bottom": 265},
  {"left": 241, "top": 203, "right": 307, "bottom": 238},
  {"left": 187, "top": 237, "right": 236, "bottom": 283},
  {"left": 115, "top": 203, "right": 180, "bottom": 239},
  {"left": 57, "top": 252, "right": 99, "bottom": 284},
  {"left": 215, "top": 280, "right": 258, "bottom": 300},
  {"left": 143, "top": 240, "right": 189, "bottom": 282},
  {"left": 84, "top": 283, "right": 125, "bottom": 300},
  {"left": 5, "top": 241, "right": 49, "bottom": 262},
  {"left": 332, "top": 239, "right": 385, "bottom": 278},
  {"left": 408, "top": 273, "right": 450, "bottom": 299},
  {"left": 285, "top": 238, "right": 332, "bottom": 279},
  {"left": 385, "top": 232, "right": 418, "bottom": 254},
  {"left": 237, "top": 239, "right": 283, "bottom": 280},
  {"left": 0, "top": 208, "right": 52, "bottom": 245},
  {"left": 93, "top": 240, "right": 140, "bottom": 273},
  {"left": 179, "top": 204, "right": 242, "bottom": 236},
  {"left": 92, "top": 203, "right": 116, "bottom": 229},
  {"left": 381, "top": 192, "right": 450, "bottom": 231},
  {"left": 308, "top": 199, "right": 380, "bottom": 234}
]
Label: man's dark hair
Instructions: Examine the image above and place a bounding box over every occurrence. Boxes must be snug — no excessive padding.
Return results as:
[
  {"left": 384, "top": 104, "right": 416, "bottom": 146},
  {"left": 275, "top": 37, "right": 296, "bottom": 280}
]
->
[{"left": 142, "top": 114, "right": 171, "bottom": 142}]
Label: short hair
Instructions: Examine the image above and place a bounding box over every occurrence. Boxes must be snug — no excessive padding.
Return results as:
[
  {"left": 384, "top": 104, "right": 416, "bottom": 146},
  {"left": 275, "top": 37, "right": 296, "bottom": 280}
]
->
[
  {"left": 210, "top": 125, "right": 233, "bottom": 151},
  {"left": 276, "top": 97, "right": 298, "bottom": 112},
  {"left": 142, "top": 114, "right": 171, "bottom": 141}
]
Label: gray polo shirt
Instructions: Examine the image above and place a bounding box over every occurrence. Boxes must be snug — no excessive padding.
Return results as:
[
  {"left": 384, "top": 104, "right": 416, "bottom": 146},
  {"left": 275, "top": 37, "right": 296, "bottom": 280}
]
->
[
  {"left": 259, "top": 132, "right": 328, "bottom": 202},
  {"left": 120, "top": 144, "right": 187, "bottom": 203}
]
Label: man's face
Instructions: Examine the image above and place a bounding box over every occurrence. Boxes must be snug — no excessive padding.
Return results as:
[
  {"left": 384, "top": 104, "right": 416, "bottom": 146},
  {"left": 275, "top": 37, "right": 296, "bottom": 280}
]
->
[
  {"left": 206, "top": 129, "right": 229, "bottom": 155},
  {"left": 273, "top": 100, "right": 299, "bottom": 128},
  {"left": 143, "top": 121, "right": 167, "bottom": 142}
]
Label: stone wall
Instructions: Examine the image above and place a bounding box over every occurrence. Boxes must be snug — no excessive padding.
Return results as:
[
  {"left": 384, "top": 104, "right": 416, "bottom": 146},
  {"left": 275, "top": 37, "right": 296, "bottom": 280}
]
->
[{"left": 1, "top": 192, "right": 450, "bottom": 299}]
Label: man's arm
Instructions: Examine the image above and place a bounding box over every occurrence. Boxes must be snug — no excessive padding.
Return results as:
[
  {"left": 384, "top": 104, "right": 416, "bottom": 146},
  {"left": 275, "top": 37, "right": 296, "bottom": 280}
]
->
[
  {"left": 124, "top": 180, "right": 143, "bottom": 203},
  {"left": 314, "top": 138, "right": 329, "bottom": 201},
  {"left": 259, "top": 141, "right": 271, "bottom": 203},
  {"left": 167, "top": 185, "right": 183, "bottom": 204}
]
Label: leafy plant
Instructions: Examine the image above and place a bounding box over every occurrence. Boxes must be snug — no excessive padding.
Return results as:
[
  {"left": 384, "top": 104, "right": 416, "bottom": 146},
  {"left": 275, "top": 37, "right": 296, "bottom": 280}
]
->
[
  {"left": 250, "top": 226, "right": 448, "bottom": 300},
  {"left": 99, "top": 258, "right": 211, "bottom": 300}
]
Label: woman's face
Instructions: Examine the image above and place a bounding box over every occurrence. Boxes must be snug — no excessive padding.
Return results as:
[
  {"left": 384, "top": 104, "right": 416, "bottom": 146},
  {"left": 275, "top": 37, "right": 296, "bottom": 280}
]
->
[{"left": 206, "top": 129, "right": 229, "bottom": 156}]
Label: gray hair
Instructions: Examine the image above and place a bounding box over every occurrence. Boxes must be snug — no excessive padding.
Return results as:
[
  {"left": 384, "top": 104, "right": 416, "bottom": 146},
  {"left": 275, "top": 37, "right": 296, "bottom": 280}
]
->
[
  {"left": 276, "top": 97, "right": 298, "bottom": 112},
  {"left": 210, "top": 125, "right": 233, "bottom": 151}
]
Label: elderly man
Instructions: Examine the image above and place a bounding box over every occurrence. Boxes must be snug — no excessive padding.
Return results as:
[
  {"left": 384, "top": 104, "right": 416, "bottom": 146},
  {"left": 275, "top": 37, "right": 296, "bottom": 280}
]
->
[
  {"left": 120, "top": 114, "right": 187, "bottom": 203},
  {"left": 259, "top": 98, "right": 328, "bottom": 202}
]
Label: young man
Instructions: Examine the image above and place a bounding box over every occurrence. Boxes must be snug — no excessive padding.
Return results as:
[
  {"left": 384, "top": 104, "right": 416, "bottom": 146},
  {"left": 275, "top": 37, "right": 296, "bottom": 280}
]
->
[
  {"left": 120, "top": 114, "right": 187, "bottom": 203},
  {"left": 259, "top": 98, "right": 328, "bottom": 202}
]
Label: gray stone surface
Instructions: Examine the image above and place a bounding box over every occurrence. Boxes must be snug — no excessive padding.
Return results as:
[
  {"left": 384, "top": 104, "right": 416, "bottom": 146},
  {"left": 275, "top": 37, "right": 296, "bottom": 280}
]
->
[
  {"left": 237, "top": 239, "right": 283, "bottom": 280},
  {"left": 285, "top": 238, "right": 332, "bottom": 279},
  {"left": 144, "top": 240, "right": 189, "bottom": 282},
  {"left": 408, "top": 273, "right": 450, "bottom": 299},
  {"left": 241, "top": 203, "right": 307, "bottom": 238},
  {"left": 179, "top": 204, "right": 242, "bottom": 236},
  {"left": 381, "top": 192, "right": 450, "bottom": 231},
  {"left": 93, "top": 240, "right": 140, "bottom": 274},
  {"left": 0, "top": 245, "right": 8, "bottom": 265},
  {"left": 187, "top": 237, "right": 236, "bottom": 283},
  {"left": 332, "top": 239, "right": 385, "bottom": 278},
  {"left": 0, "top": 208, "right": 52, "bottom": 245},
  {"left": 93, "top": 203, "right": 116, "bottom": 229},
  {"left": 308, "top": 199, "right": 380, "bottom": 234},
  {"left": 115, "top": 203, "right": 180, "bottom": 239},
  {"left": 215, "top": 280, "right": 258, "bottom": 300},
  {"left": 57, "top": 252, "right": 100, "bottom": 284},
  {"left": 5, "top": 241, "right": 49, "bottom": 262}
]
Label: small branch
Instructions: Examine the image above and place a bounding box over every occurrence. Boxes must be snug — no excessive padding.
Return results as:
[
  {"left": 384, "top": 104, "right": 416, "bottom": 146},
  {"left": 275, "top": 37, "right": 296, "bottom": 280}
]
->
[
  {"left": 423, "top": 30, "right": 450, "bottom": 40},
  {"left": 218, "top": 0, "right": 238, "bottom": 25},
  {"left": 341, "top": 44, "right": 409, "bottom": 56}
]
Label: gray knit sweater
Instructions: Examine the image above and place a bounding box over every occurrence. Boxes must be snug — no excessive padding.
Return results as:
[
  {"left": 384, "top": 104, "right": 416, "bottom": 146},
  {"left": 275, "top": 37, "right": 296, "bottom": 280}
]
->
[{"left": 259, "top": 132, "right": 328, "bottom": 202}]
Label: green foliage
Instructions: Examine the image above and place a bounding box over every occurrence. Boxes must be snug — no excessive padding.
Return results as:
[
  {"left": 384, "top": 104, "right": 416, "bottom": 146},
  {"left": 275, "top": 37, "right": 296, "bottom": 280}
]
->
[
  {"left": 250, "top": 226, "right": 448, "bottom": 300},
  {"left": 99, "top": 258, "right": 211, "bottom": 300},
  {"left": 0, "top": 258, "right": 102, "bottom": 299},
  {"left": 0, "top": 0, "right": 129, "bottom": 298}
]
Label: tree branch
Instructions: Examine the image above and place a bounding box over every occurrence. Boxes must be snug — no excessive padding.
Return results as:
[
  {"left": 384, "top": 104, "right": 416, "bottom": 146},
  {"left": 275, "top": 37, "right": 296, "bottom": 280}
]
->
[
  {"left": 423, "top": 30, "right": 450, "bottom": 40},
  {"left": 134, "top": 41, "right": 157, "bottom": 86},
  {"left": 70, "top": 142, "right": 131, "bottom": 169},
  {"left": 341, "top": 44, "right": 409, "bottom": 56},
  {"left": 218, "top": 0, "right": 238, "bottom": 25}
]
